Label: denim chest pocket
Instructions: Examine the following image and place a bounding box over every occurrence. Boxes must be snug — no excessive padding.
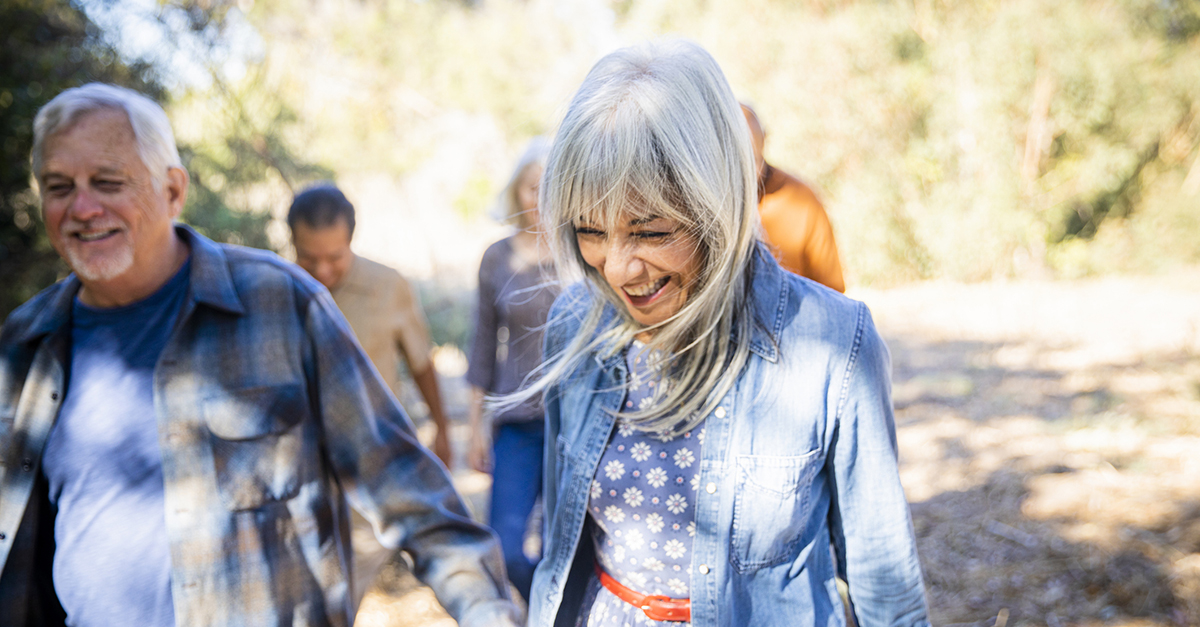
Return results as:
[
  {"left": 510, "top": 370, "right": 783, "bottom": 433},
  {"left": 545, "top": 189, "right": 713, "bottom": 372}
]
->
[
  {"left": 203, "top": 384, "right": 311, "bottom": 511},
  {"left": 730, "top": 451, "right": 823, "bottom": 572}
]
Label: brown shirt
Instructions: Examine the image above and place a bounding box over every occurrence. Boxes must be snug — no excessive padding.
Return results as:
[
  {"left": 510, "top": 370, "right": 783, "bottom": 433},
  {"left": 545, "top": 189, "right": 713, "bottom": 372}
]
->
[
  {"left": 758, "top": 164, "right": 845, "bottom": 292},
  {"left": 330, "top": 254, "right": 432, "bottom": 396}
]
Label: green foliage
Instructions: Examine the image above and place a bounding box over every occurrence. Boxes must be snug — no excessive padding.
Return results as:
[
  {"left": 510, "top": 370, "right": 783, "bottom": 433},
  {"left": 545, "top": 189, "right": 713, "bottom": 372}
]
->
[
  {"left": 646, "top": 0, "right": 1200, "bottom": 283},
  {"left": 12, "top": 0, "right": 1190, "bottom": 305},
  {"left": 139, "top": 0, "right": 1200, "bottom": 286},
  {"left": 0, "top": 0, "right": 330, "bottom": 320},
  {"left": 223, "top": 0, "right": 1200, "bottom": 284},
  {"left": 453, "top": 172, "right": 497, "bottom": 221},
  {"left": 173, "top": 70, "right": 333, "bottom": 249}
]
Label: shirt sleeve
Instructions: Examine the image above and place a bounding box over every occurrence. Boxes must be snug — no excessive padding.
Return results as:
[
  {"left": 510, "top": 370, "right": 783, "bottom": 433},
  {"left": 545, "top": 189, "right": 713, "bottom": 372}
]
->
[
  {"left": 827, "top": 303, "right": 930, "bottom": 626},
  {"left": 391, "top": 271, "right": 433, "bottom": 375},
  {"left": 303, "top": 290, "right": 518, "bottom": 627},
  {"left": 801, "top": 196, "right": 846, "bottom": 293},
  {"left": 465, "top": 247, "right": 499, "bottom": 392}
]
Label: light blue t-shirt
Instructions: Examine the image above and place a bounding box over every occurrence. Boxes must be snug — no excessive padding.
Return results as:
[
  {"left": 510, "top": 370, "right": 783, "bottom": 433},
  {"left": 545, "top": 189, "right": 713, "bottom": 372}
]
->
[{"left": 41, "top": 260, "right": 191, "bottom": 627}]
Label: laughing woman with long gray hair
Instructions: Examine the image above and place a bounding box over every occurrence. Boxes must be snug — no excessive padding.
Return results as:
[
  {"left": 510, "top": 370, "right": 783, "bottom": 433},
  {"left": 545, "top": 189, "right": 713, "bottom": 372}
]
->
[{"left": 516, "top": 41, "right": 931, "bottom": 627}]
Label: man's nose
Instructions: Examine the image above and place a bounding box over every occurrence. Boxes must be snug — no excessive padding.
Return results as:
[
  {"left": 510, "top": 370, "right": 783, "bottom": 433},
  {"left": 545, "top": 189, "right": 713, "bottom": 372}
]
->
[
  {"left": 68, "top": 186, "right": 104, "bottom": 222},
  {"left": 314, "top": 263, "right": 337, "bottom": 288}
]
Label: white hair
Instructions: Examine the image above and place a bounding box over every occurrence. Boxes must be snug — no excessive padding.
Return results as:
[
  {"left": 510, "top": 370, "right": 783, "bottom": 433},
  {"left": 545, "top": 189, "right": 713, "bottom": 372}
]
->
[
  {"left": 510, "top": 40, "right": 762, "bottom": 435},
  {"left": 32, "top": 83, "right": 182, "bottom": 191},
  {"left": 493, "top": 136, "right": 551, "bottom": 226}
]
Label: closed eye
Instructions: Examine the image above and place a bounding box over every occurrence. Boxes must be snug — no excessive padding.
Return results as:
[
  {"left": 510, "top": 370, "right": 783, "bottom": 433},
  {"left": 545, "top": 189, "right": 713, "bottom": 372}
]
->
[
  {"left": 574, "top": 225, "right": 605, "bottom": 237},
  {"left": 46, "top": 183, "right": 73, "bottom": 195}
]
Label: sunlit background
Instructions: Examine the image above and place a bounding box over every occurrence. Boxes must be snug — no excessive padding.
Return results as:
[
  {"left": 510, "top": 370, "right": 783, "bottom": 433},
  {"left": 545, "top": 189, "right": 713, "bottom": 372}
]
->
[{"left": 2, "top": 0, "right": 1200, "bottom": 625}]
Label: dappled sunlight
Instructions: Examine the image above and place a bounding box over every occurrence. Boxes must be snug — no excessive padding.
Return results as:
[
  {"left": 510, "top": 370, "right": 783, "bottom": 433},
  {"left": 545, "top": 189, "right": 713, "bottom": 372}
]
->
[
  {"left": 356, "top": 568, "right": 457, "bottom": 627},
  {"left": 872, "top": 274, "right": 1200, "bottom": 625}
]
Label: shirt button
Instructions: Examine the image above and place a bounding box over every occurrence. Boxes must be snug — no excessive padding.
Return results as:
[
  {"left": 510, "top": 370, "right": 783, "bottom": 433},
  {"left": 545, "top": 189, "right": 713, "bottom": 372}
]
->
[
  {"left": 714, "top": 407, "right": 726, "bottom": 419},
  {"left": 699, "top": 564, "right": 710, "bottom": 574},
  {"left": 0, "top": 532, "right": 6, "bottom": 541},
  {"left": 50, "top": 392, "right": 59, "bottom": 401},
  {"left": 705, "top": 482, "right": 717, "bottom": 494},
  {"left": 21, "top": 458, "right": 33, "bottom": 472}
]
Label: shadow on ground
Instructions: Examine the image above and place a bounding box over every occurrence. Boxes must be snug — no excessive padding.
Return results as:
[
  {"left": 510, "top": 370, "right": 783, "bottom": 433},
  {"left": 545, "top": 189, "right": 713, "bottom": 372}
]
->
[{"left": 886, "top": 333, "right": 1200, "bottom": 626}]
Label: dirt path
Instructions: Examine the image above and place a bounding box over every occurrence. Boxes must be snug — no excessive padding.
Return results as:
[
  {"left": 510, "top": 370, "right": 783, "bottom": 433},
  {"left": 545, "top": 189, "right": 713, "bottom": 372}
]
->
[
  {"left": 357, "top": 271, "right": 1200, "bottom": 627},
  {"left": 860, "top": 271, "right": 1200, "bottom": 627}
]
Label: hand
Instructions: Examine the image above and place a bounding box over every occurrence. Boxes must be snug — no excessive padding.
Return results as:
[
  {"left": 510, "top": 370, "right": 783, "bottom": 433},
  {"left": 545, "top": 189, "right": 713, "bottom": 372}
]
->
[
  {"left": 467, "top": 426, "right": 492, "bottom": 473},
  {"left": 432, "top": 426, "right": 453, "bottom": 469}
]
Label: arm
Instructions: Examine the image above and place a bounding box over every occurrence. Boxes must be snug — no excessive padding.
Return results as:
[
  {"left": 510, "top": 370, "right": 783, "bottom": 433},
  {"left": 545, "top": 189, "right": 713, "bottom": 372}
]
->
[
  {"left": 411, "top": 363, "right": 452, "bottom": 467},
  {"left": 466, "top": 386, "right": 491, "bottom": 473},
  {"left": 465, "top": 249, "right": 500, "bottom": 473},
  {"left": 538, "top": 297, "right": 571, "bottom": 536},
  {"left": 801, "top": 196, "right": 845, "bottom": 293},
  {"left": 304, "top": 291, "right": 518, "bottom": 627},
  {"left": 390, "top": 274, "right": 451, "bottom": 467},
  {"left": 536, "top": 284, "right": 589, "bottom": 535},
  {"left": 827, "top": 303, "right": 928, "bottom": 626}
]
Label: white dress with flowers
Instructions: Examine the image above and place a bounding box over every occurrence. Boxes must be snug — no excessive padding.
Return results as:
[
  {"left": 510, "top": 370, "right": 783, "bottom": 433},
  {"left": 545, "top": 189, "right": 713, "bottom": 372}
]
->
[{"left": 577, "top": 342, "right": 703, "bottom": 626}]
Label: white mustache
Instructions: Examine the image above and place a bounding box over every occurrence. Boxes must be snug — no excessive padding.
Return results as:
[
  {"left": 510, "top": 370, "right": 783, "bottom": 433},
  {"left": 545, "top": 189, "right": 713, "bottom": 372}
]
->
[{"left": 62, "top": 219, "right": 125, "bottom": 236}]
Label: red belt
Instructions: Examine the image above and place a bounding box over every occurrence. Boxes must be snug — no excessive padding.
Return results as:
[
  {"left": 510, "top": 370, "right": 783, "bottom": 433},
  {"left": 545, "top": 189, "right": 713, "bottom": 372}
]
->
[{"left": 595, "top": 563, "right": 691, "bottom": 622}]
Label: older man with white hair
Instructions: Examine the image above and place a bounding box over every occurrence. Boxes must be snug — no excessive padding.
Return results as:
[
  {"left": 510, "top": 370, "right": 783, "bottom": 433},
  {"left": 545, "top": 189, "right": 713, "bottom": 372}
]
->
[{"left": 0, "top": 83, "right": 519, "bottom": 627}]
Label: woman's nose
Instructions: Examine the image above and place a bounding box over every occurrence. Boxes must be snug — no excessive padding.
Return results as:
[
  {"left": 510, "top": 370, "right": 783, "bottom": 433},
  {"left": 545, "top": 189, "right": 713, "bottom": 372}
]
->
[{"left": 603, "top": 240, "right": 644, "bottom": 287}]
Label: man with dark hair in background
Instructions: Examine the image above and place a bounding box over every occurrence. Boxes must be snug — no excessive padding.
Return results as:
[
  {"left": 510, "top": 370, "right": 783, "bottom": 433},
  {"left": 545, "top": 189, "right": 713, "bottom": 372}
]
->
[
  {"left": 742, "top": 103, "right": 846, "bottom": 292},
  {"left": 0, "top": 83, "right": 517, "bottom": 627},
  {"left": 287, "top": 184, "right": 454, "bottom": 609}
]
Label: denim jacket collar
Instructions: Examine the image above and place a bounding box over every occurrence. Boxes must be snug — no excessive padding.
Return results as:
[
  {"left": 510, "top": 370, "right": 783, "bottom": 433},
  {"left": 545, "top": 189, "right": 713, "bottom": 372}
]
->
[
  {"left": 14, "top": 224, "right": 245, "bottom": 346},
  {"left": 745, "top": 245, "right": 788, "bottom": 364}
]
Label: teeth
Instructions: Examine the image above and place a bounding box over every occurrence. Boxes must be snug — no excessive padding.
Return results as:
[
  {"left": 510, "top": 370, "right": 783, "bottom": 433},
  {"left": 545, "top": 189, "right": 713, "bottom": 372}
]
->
[
  {"left": 76, "top": 230, "right": 117, "bottom": 242},
  {"left": 626, "top": 276, "right": 669, "bottom": 297}
]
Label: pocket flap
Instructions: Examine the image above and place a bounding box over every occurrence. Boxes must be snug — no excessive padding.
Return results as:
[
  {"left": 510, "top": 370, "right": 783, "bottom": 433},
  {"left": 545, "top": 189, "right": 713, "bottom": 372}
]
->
[
  {"left": 203, "top": 384, "right": 308, "bottom": 440},
  {"left": 737, "top": 451, "right": 821, "bottom": 495}
]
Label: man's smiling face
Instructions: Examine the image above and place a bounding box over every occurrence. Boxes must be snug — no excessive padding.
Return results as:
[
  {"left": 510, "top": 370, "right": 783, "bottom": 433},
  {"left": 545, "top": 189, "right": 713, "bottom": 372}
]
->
[{"left": 38, "top": 107, "right": 182, "bottom": 292}]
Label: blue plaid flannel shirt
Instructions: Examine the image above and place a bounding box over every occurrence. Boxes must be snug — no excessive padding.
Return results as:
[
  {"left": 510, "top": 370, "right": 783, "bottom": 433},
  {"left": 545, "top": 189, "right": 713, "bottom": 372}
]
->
[{"left": 0, "top": 225, "right": 518, "bottom": 627}]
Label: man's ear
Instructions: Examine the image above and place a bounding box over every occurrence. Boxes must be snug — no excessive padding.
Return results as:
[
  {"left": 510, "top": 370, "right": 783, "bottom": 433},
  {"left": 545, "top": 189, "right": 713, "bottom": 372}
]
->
[{"left": 165, "top": 166, "right": 189, "bottom": 219}]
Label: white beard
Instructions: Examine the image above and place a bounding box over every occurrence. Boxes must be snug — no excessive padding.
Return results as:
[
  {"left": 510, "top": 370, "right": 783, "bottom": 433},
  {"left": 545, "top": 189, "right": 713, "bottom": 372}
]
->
[
  {"left": 65, "top": 238, "right": 135, "bottom": 282},
  {"left": 59, "top": 216, "right": 135, "bottom": 283}
]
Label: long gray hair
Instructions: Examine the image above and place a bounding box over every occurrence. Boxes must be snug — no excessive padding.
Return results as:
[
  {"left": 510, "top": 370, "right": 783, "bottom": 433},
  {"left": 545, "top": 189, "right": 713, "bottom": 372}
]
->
[
  {"left": 524, "top": 40, "right": 761, "bottom": 435},
  {"left": 32, "top": 83, "right": 182, "bottom": 192}
]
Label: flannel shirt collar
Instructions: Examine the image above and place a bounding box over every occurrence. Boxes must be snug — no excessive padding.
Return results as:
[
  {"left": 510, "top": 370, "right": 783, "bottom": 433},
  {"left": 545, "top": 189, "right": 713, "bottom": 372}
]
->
[
  {"left": 17, "top": 273, "right": 80, "bottom": 345},
  {"left": 177, "top": 224, "right": 245, "bottom": 317},
  {"left": 15, "top": 223, "right": 245, "bottom": 345}
]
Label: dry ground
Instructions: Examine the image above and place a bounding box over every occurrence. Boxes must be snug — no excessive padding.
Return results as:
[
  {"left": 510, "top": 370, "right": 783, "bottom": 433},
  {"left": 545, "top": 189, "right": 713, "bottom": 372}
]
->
[{"left": 356, "top": 270, "right": 1200, "bottom": 627}]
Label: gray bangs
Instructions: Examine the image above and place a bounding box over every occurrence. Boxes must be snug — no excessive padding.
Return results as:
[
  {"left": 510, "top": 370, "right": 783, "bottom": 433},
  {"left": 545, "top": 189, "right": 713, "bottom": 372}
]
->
[{"left": 563, "top": 108, "right": 699, "bottom": 238}]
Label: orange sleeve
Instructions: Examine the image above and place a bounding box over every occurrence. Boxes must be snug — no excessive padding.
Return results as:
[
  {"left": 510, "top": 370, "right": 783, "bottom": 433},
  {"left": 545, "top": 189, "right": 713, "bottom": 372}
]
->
[
  {"left": 801, "top": 197, "right": 845, "bottom": 293},
  {"left": 758, "top": 175, "right": 846, "bottom": 292}
]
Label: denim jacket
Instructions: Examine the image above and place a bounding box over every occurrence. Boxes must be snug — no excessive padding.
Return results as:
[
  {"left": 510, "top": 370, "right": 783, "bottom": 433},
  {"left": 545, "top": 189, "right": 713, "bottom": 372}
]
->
[
  {"left": 529, "top": 248, "right": 930, "bottom": 627},
  {"left": 0, "top": 226, "right": 517, "bottom": 627}
]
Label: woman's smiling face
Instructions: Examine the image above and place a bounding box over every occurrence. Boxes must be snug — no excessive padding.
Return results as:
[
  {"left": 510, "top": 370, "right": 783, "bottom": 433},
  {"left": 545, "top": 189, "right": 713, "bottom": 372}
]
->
[{"left": 574, "top": 211, "right": 703, "bottom": 336}]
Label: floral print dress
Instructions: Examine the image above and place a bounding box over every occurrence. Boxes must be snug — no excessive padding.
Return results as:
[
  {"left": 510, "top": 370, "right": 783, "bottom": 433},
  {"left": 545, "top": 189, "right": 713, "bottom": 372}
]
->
[{"left": 578, "top": 342, "right": 704, "bottom": 626}]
